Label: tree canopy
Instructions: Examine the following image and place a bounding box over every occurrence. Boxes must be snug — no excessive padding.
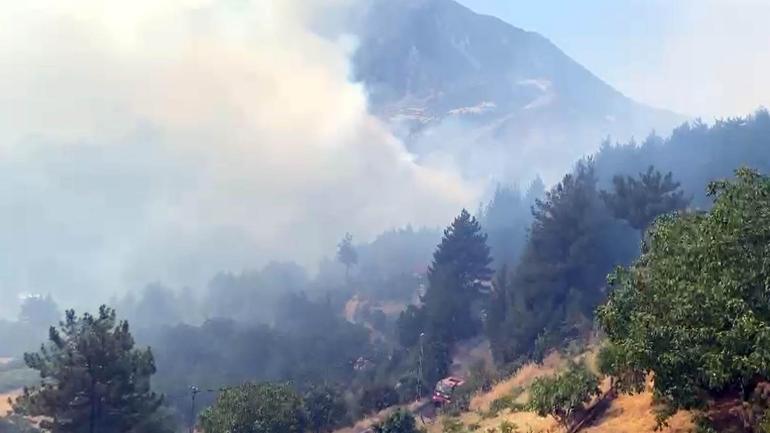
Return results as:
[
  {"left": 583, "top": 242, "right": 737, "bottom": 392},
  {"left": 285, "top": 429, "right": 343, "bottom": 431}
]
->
[
  {"left": 199, "top": 383, "right": 306, "bottom": 433},
  {"left": 13, "top": 306, "right": 164, "bottom": 433},
  {"left": 598, "top": 168, "right": 770, "bottom": 430},
  {"left": 486, "top": 162, "right": 636, "bottom": 363},
  {"left": 600, "top": 165, "right": 690, "bottom": 232}
]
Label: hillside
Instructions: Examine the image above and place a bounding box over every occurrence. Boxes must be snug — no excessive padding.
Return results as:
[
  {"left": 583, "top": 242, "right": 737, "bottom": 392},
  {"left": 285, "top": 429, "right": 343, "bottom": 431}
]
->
[
  {"left": 352, "top": 0, "right": 684, "bottom": 181},
  {"left": 422, "top": 351, "right": 694, "bottom": 433}
]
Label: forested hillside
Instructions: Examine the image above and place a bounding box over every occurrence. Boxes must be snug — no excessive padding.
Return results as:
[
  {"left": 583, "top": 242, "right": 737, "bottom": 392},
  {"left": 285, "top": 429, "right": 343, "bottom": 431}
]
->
[{"left": 3, "top": 112, "right": 770, "bottom": 433}]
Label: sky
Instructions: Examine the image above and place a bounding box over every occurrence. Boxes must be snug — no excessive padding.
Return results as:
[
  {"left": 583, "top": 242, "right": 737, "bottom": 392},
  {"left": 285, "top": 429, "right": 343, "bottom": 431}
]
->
[{"left": 458, "top": 0, "right": 770, "bottom": 119}]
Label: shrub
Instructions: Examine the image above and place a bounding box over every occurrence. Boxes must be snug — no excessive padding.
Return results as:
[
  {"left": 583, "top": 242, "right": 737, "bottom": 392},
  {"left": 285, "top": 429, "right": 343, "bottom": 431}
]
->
[
  {"left": 528, "top": 361, "right": 600, "bottom": 429},
  {"left": 373, "top": 410, "right": 420, "bottom": 433}
]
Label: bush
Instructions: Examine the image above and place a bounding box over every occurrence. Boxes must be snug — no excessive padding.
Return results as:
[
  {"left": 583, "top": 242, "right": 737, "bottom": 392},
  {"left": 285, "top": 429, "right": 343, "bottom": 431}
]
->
[
  {"left": 360, "top": 384, "right": 399, "bottom": 414},
  {"left": 528, "top": 361, "right": 600, "bottom": 429},
  {"left": 373, "top": 410, "right": 419, "bottom": 433},
  {"left": 498, "top": 421, "right": 518, "bottom": 433},
  {"left": 441, "top": 418, "right": 465, "bottom": 433},
  {"left": 488, "top": 387, "right": 524, "bottom": 416},
  {"left": 199, "top": 382, "right": 306, "bottom": 433}
]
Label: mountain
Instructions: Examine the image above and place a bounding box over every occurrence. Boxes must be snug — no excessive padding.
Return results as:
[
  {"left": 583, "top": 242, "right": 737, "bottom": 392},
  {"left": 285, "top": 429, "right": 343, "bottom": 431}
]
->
[{"left": 351, "top": 0, "right": 685, "bottom": 182}]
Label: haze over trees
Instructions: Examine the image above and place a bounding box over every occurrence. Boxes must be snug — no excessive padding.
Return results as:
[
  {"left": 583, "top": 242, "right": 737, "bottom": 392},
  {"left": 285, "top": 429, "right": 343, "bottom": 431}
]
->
[{"left": 4, "top": 112, "right": 770, "bottom": 433}]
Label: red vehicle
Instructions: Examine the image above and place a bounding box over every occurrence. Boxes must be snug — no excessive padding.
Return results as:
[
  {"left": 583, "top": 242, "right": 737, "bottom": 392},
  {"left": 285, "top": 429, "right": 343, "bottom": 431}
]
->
[{"left": 432, "top": 376, "right": 465, "bottom": 405}]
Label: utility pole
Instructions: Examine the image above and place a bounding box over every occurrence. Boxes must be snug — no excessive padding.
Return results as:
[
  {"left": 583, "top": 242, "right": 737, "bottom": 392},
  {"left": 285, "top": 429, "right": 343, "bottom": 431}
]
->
[
  {"left": 189, "top": 386, "right": 200, "bottom": 433},
  {"left": 417, "top": 332, "right": 425, "bottom": 400}
]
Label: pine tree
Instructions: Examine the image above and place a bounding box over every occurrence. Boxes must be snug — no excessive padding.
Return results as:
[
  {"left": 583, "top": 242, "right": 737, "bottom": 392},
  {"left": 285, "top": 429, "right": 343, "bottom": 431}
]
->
[
  {"left": 489, "top": 162, "right": 632, "bottom": 362},
  {"left": 336, "top": 233, "right": 358, "bottom": 282},
  {"left": 600, "top": 165, "right": 690, "bottom": 233},
  {"left": 13, "top": 306, "right": 164, "bottom": 433},
  {"left": 422, "top": 209, "right": 493, "bottom": 344}
]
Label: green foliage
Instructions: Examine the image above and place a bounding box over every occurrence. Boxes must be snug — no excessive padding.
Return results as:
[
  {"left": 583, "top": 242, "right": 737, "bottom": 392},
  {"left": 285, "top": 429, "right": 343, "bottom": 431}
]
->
[
  {"left": 487, "top": 162, "right": 636, "bottom": 363},
  {"left": 488, "top": 387, "right": 524, "bottom": 416},
  {"left": 396, "top": 209, "right": 492, "bottom": 384},
  {"left": 596, "top": 343, "right": 645, "bottom": 394},
  {"left": 422, "top": 209, "right": 493, "bottom": 343},
  {"left": 373, "top": 410, "right": 419, "bottom": 433},
  {"left": 360, "top": 384, "right": 399, "bottom": 414},
  {"left": 199, "top": 383, "right": 306, "bottom": 433},
  {"left": 151, "top": 293, "right": 371, "bottom": 418},
  {"left": 528, "top": 361, "right": 600, "bottom": 429},
  {"left": 13, "top": 306, "right": 164, "bottom": 433},
  {"left": 441, "top": 418, "right": 465, "bottom": 433},
  {"left": 498, "top": 420, "right": 518, "bottom": 433},
  {"left": 598, "top": 168, "right": 770, "bottom": 425},
  {"left": 303, "top": 384, "right": 348, "bottom": 433},
  {"left": 600, "top": 165, "right": 690, "bottom": 232}
]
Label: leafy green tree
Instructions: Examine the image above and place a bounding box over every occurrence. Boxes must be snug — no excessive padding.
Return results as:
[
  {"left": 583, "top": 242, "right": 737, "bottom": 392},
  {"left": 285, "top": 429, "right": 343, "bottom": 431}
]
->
[
  {"left": 596, "top": 343, "right": 645, "bottom": 394},
  {"left": 598, "top": 168, "right": 770, "bottom": 430},
  {"left": 528, "top": 361, "right": 600, "bottom": 430},
  {"left": 600, "top": 165, "right": 690, "bottom": 232},
  {"left": 13, "top": 306, "right": 164, "bottom": 433},
  {"left": 303, "top": 384, "right": 347, "bottom": 433},
  {"left": 337, "top": 233, "right": 358, "bottom": 281},
  {"left": 199, "top": 383, "right": 306, "bottom": 433},
  {"left": 372, "top": 410, "right": 419, "bottom": 433}
]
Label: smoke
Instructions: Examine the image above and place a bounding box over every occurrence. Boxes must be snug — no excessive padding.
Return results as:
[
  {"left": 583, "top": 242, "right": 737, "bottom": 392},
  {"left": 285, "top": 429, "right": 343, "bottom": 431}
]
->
[{"left": 0, "top": 0, "right": 477, "bottom": 316}]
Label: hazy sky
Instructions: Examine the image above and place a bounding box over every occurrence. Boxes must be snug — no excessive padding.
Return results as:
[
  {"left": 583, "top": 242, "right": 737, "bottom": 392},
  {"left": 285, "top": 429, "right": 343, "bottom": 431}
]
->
[{"left": 458, "top": 0, "right": 770, "bottom": 119}]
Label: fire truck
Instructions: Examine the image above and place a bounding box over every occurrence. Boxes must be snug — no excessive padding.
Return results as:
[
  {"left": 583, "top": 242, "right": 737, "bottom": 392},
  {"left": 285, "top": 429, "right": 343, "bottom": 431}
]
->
[{"left": 431, "top": 376, "right": 465, "bottom": 406}]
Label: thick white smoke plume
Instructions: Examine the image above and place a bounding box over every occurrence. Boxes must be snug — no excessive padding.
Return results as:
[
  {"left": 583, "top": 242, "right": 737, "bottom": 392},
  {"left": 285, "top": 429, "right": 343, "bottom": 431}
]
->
[{"left": 0, "top": 0, "right": 477, "bottom": 315}]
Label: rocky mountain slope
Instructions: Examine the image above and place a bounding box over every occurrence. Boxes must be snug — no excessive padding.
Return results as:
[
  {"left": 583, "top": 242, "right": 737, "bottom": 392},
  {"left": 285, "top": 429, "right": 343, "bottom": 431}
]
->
[{"left": 352, "top": 0, "right": 685, "bottom": 182}]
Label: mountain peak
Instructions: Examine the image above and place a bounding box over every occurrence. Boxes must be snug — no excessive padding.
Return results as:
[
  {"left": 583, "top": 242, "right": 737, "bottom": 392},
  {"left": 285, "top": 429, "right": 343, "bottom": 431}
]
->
[{"left": 351, "top": 0, "right": 683, "bottom": 182}]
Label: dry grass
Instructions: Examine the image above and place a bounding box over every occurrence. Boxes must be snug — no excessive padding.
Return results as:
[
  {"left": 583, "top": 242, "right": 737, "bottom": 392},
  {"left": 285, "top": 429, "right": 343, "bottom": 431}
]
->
[
  {"left": 470, "top": 352, "right": 565, "bottom": 412},
  {"left": 583, "top": 391, "right": 692, "bottom": 433},
  {"left": 0, "top": 389, "right": 21, "bottom": 416},
  {"left": 425, "top": 349, "right": 694, "bottom": 433}
]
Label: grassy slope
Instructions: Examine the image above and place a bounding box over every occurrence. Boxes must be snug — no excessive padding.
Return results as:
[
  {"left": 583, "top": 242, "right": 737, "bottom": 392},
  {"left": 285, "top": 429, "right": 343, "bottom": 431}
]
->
[{"left": 422, "top": 351, "right": 694, "bottom": 433}]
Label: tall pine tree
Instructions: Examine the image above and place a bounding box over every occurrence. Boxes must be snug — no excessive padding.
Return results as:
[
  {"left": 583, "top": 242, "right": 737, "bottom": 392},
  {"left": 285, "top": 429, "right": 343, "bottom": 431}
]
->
[
  {"left": 422, "top": 209, "right": 493, "bottom": 343},
  {"left": 487, "top": 162, "right": 635, "bottom": 363},
  {"left": 13, "top": 306, "right": 164, "bottom": 433}
]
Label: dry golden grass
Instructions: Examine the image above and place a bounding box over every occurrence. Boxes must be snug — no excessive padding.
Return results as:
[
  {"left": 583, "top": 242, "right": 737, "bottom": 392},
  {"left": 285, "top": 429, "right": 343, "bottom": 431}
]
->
[
  {"left": 470, "top": 352, "right": 565, "bottom": 412},
  {"left": 583, "top": 391, "right": 693, "bottom": 433},
  {"left": 425, "top": 348, "right": 694, "bottom": 433},
  {"left": 0, "top": 389, "right": 21, "bottom": 416}
]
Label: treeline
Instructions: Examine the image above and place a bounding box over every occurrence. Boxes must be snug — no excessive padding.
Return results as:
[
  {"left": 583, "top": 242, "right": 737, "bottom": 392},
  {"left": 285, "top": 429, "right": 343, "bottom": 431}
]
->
[{"left": 5, "top": 111, "right": 770, "bottom": 433}]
